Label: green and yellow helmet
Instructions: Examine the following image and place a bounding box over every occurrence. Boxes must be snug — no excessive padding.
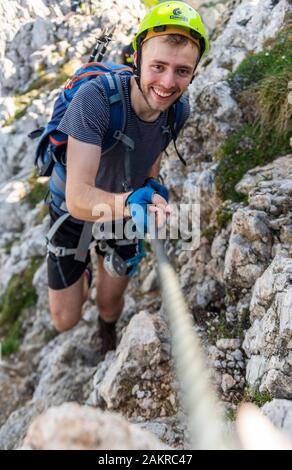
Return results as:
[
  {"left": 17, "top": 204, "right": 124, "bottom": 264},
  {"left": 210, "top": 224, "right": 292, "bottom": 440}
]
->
[{"left": 133, "top": 1, "right": 209, "bottom": 59}]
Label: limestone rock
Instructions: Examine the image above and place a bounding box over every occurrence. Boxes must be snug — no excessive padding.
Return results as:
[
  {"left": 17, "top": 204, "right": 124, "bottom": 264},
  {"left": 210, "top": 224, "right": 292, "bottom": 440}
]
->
[
  {"left": 89, "top": 311, "right": 177, "bottom": 419},
  {"left": 224, "top": 208, "right": 272, "bottom": 288},
  {"left": 262, "top": 399, "right": 292, "bottom": 441},
  {"left": 244, "top": 257, "right": 292, "bottom": 398},
  {"left": 22, "top": 402, "right": 167, "bottom": 450},
  {"left": 221, "top": 373, "right": 236, "bottom": 393}
]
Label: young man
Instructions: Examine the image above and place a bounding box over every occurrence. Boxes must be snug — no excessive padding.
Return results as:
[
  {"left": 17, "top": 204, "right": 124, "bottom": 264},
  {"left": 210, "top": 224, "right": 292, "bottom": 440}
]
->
[{"left": 47, "top": 1, "right": 208, "bottom": 354}]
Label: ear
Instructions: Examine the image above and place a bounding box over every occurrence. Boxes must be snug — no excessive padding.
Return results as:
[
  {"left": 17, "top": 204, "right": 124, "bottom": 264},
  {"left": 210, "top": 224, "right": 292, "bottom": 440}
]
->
[{"left": 133, "top": 51, "right": 137, "bottom": 67}]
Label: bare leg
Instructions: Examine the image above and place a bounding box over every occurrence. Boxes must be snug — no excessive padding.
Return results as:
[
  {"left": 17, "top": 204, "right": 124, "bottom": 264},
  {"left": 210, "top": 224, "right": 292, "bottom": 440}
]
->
[
  {"left": 96, "top": 254, "right": 130, "bottom": 323},
  {"left": 49, "top": 272, "right": 89, "bottom": 332}
]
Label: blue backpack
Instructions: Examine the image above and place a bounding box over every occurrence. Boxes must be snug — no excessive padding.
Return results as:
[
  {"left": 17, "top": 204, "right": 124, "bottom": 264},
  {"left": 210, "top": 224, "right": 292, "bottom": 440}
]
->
[{"left": 31, "top": 61, "right": 186, "bottom": 261}]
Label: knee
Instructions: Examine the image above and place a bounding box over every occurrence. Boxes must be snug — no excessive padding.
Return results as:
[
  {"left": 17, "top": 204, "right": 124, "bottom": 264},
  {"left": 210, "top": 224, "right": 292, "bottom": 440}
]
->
[{"left": 51, "top": 307, "right": 81, "bottom": 332}]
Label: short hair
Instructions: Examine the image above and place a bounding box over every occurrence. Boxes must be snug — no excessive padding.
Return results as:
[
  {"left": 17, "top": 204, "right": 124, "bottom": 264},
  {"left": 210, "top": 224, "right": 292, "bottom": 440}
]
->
[
  {"left": 162, "top": 34, "right": 200, "bottom": 65},
  {"left": 163, "top": 34, "right": 189, "bottom": 46}
]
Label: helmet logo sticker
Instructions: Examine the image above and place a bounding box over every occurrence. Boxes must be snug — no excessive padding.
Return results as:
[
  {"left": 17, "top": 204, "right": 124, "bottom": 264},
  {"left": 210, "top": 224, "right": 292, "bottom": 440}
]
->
[{"left": 170, "top": 8, "right": 188, "bottom": 22}]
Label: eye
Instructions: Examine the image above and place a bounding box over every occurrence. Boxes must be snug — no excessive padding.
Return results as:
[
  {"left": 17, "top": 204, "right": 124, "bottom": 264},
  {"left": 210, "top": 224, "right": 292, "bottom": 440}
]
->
[
  {"left": 151, "top": 64, "right": 163, "bottom": 72},
  {"left": 177, "top": 69, "right": 191, "bottom": 77}
]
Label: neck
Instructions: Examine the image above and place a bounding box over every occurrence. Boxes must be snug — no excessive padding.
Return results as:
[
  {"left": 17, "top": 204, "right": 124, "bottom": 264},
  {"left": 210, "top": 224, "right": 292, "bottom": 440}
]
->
[{"left": 130, "top": 76, "right": 161, "bottom": 122}]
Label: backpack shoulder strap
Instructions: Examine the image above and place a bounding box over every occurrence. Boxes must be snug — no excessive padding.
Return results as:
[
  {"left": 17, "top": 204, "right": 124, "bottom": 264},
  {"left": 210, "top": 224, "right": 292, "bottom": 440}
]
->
[
  {"left": 167, "top": 99, "right": 187, "bottom": 166},
  {"left": 99, "top": 72, "right": 134, "bottom": 191}
]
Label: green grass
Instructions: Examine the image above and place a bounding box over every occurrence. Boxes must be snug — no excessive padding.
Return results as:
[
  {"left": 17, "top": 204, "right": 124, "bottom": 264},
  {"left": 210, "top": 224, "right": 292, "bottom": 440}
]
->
[
  {"left": 228, "top": 22, "right": 292, "bottom": 95},
  {"left": 215, "top": 203, "right": 233, "bottom": 229},
  {"left": 23, "top": 171, "right": 48, "bottom": 209},
  {"left": 1, "top": 320, "right": 22, "bottom": 356},
  {"left": 216, "top": 20, "right": 292, "bottom": 202},
  {"left": 4, "top": 239, "right": 15, "bottom": 255},
  {"left": 0, "top": 256, "right": 43, "bottom": 356},
  {"left": 255, "top": 68, "right": 292, "bottom": 136},
  {"left": 3, "top": 59, "right": 79, "bottom": 127},
  {"left": 201, "top": 225, "right": 216, "bottom": 244},
  {"left": 34, "top": 204, "right": 49, "bottom": 226},
  {"left": 242, "top": 388, "right": 273, "bottom": 407},
  {"left": 215, "top": 124, "right": 290, "bottom": 202},
  {"left": 225, "top": 408, "right": 236, "bottom": 421},
  {"left": 207, "top": 308, "right": 250, "bottom": 344},
  {"left": 226, "top": 389, "right": 273, "bottom": 419}
]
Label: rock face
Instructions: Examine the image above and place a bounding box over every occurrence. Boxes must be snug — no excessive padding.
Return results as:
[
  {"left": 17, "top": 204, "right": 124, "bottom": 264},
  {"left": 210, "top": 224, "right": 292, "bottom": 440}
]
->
[
  {"left": 224, "top": 208, "right": 272, "bottom": 288},
  {"left": 262, "top": 399, "right": 292, "bottom": 441},
  {"left": 89, "top": 311, "right": 178, "bottom": 420},
  {"left": 22, "top": 402, "right": 168, "bottom": 450},
  {"left": 243, "top": 256, "right": 292, "bottom": 398},
  {"left": 1, "top": 0, "right": 292, "bottom": 451}
]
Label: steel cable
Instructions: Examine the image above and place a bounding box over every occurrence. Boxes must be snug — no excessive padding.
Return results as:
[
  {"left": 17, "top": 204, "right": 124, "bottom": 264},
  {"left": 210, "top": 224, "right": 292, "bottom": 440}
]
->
[{"left": 151, "top": 236, "right": 227, "bottom": 449}]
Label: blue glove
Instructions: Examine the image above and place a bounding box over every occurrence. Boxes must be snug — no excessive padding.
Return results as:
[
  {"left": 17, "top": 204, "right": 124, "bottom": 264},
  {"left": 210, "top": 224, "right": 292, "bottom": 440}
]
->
[
  {"left": 144, "top": 177, "right": 169, "bottom": 202},
  {"left": 126, "top": 186, "right": 155, "bottom": 236}
]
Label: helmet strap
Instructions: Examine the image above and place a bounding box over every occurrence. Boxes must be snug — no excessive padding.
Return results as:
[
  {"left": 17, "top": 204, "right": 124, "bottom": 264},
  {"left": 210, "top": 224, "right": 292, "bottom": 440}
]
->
[{"left": 133, "top": 48, "right": 143, "bottom": 92}]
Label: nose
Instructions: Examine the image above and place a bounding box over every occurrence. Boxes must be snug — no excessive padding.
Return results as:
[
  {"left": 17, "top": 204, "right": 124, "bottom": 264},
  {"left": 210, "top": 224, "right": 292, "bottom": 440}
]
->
[{"left": 160, "top": 70, "right": 176, "bottom": 90}]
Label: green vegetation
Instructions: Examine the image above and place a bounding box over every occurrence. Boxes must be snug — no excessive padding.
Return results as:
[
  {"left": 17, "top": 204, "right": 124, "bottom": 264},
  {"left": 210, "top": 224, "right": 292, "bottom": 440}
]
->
[
  {"left": 1, "top": 320, "right": 22, "bottom": 356},
  {"left": 34, "top": 204, "right": 49, "bottom": 226},
  {"left": 255, "top": 68, "right": 292, "bottom": 136},
  {"left": 0, "top": 256, "right": 43, "bottom": 356},
  {"left": 227, "top": 388, "right": 272, "bottom": 417},
  {"left": 225, "top": 408, "right": 236, "bottom": 421},
  {"left": 23, "top": 171, "right": 48, "bottom": 208},
  {"left": 4, "top": 239, "right": 15, "bottom": 255},
  {"left": 201, "top": 225, "right": 216, "bottom": 244},
  {"left": 3, "top": 59, "right": 80, "bottom": 127},
  {"left": 242, "top": 387, "right": 273, "bottom": 407},
  {"left": 215, "top": 203, "right": 233, "bottom": 229},
  {"left": 4, "top": 94, "right": 35, "bottom": 127},
  {"left": 228, "top": 18, "right": 292, "bottom": 95},
  {"left": 215, "top": 20, "right": 292, "bottom": 201},
  {"left": 215, "top": 124, "right": 290, "bottom": 201},
  {"left": 26, "top": 60, "right": 78, "bottom": 94},
  {"left": 207, "top": 308, "right": 250, "bottom": 344}
]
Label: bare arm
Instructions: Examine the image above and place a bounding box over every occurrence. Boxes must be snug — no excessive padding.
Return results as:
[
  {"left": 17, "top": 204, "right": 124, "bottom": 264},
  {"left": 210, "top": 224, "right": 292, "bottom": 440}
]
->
[
  {"left": 146, "top": 153, "right": 171, "bottom": 228},
  {"left": 66, "top": 136, "right": 131, "bottom": 222},
  {"left": 146, "top": 153, "right": 162, "bottom": 179}
]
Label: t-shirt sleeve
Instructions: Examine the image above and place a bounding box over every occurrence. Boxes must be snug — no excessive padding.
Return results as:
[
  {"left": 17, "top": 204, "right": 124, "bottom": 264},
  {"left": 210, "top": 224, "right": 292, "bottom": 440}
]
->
[{"left": 57, "top": 79, "right": 110, "bottom": 146}]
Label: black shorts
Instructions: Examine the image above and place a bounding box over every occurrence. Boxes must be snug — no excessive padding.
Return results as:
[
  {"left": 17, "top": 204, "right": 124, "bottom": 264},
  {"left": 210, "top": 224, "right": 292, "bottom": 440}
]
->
[{"left": 47, "top": 208, "right": 139, "bottom": 290}]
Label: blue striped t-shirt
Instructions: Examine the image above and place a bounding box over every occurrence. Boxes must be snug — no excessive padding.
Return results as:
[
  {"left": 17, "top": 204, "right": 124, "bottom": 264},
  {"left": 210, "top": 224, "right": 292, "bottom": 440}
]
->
[{"left": 58, "top": 74, "right": 190, "bottom": 192}]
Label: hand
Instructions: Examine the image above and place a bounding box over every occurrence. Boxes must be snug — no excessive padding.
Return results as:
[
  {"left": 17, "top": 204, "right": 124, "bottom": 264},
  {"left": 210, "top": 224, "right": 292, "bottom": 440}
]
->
[
  {"left": 148, "top": 193, "right": 172, "bottom": 230},
  {"left": 126, "top": 187, "right": 171, "bottom": 236},
  {"left": 125, "top": 186, "right": 155, "bottom": 236},
  {"left": 144, "top": 177, "right": 169, "bottom": 202}
]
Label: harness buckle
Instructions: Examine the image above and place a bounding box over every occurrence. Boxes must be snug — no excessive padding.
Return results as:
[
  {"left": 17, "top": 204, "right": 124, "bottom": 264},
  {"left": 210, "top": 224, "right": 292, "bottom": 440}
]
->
[{"left": 54, "top": 246, "right": 67, "bottom": 257}]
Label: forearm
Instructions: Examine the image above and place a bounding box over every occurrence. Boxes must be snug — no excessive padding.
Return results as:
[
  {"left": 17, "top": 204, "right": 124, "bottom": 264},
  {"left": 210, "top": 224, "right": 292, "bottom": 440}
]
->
[
  {"left": 146, "top": 154, "right": 162, "bottom": 179},
  {"left": 66, "top": 183, "right": 131, "bottom": 222}
]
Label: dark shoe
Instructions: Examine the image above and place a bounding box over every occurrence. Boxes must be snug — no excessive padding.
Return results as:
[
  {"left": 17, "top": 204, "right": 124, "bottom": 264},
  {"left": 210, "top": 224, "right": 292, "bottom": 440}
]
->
[{"left": 98, "top": 317, "right": 117, "bottom": 355}]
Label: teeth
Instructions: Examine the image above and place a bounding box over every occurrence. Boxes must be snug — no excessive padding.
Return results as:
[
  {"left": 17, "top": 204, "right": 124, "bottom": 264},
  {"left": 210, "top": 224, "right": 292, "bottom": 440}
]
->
[{"left": 153, "top": 87, "right": 173, "bottom": 98}]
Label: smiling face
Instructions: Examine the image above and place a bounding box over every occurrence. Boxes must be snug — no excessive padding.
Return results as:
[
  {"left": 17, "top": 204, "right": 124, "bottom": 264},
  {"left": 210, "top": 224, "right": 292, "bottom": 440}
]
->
[{"left": 138, "top": 35, "right": 199, "bottom": 114}]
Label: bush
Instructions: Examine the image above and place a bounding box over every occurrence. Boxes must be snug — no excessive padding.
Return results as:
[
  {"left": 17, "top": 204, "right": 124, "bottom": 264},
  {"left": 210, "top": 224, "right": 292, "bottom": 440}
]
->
[
  {"left": 23, "top": 171, "right": 48, "bottom": 208},
  {"left": 0, "top": 257, "right": 43, "bottom": 356},
  {"left": 215, "top": 124, "right": 290, "bottom": 201},
  {"left": 216, "top": 20, "right": 292, "bottom": 202}
]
